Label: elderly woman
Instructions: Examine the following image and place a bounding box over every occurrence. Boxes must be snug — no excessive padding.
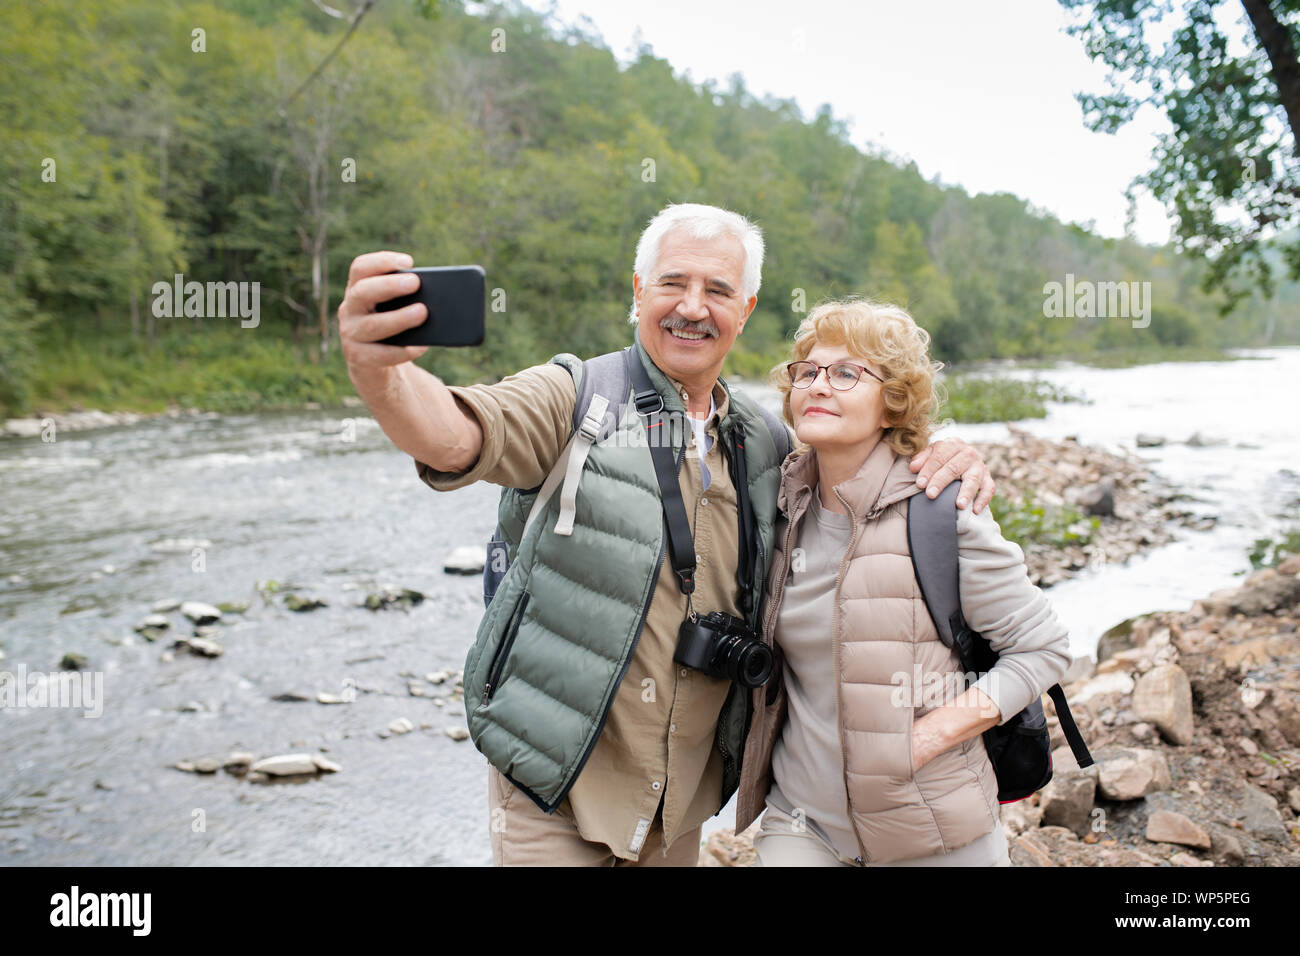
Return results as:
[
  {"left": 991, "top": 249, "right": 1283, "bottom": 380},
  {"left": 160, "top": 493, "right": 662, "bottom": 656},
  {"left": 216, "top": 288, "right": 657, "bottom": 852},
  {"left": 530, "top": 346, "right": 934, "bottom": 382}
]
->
[{"left": 734, "top": 297, "right": 1072, "bottom": 867}]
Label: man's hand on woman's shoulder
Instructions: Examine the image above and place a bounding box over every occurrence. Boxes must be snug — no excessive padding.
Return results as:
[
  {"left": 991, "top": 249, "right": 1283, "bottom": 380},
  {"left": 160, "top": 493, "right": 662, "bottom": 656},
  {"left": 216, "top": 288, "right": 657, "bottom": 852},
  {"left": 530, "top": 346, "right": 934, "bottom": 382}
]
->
[{"left": 908, "top": 438, "right": 995, "bottom": 514}]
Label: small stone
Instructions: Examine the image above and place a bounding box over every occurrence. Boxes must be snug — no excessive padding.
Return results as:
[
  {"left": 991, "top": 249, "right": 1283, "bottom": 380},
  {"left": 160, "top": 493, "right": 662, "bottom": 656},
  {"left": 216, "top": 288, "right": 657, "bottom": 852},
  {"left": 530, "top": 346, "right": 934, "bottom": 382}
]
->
[
  {"left": 388, "top": 717, "right": 415, "bottom": 735},
  {"left": 180, "top": 601, "right": 222, "bottom": 625},
  {"left": 1145, "top": 809, "right": 1211, "bottom": 849},
  {"left": 284, "top": 593, "right": 326, "bottom": 612},
  {"left": 1169, "top": 851, "right": 1213, "bottom": 867},
  {"left": 408, "top": 682, "right": 427, "bottom": 697},
  {"left": 224, "top": 752, "right": 255, "bottom": 772},
  {"left": 245, "top": 772, "right": 269, "bottom": 784},
  {"left": 434, "top": 698, "right": 446, "bottom": 708},
  {"left": 316, "top": 692, "right": 349, "bottom": 705},
  {"left": 1237, "top": 783, "right": 1288, "bottom": 844},
  {"left": 311, "top": 754, "right": 342, "bottom": 773},
  {"left": 174, "top": 760, "right": 196, "bottom": 773},
  {"left": 1208, "top": 824, "right": 1245, "bottom": 865},
  {"left": 178, "top": 637, "right": 224, "bottom": 658},
  {"left": 193, "top": 757, "right": 221, "bottom": 774},
  {"left": 176, "top": 701, "right": 203, "bottom": 713},
  {"left": 1096, "top": 747, "right": 1172, "bottom": 800},
  {"left": 59, "top": 652, "right": 88, "bottom": 670},
  {"left": 444, "top": 726, "right": 470, "bottom": 741},
  {"left": 135, "top": 614, "right": 171, "bottom": 632},
  {"left": 1288, "top": 787, "right": 1300, "bottom": 814},
  {"left": 426, "top": 670, "right": 451, "bottom": 684},
  {"left": 444, "top": 546, "right": 485, "bottom": 575},
  {"left": 1238, "top": 736, "right": 1258, "bottom": 755},
  {"left": 152, "top": 598, "right": 183, "bottom": 613},
  {"left": 273, "top": 691, "right": 311, "bottom": 702},
  {"left": 249, "top": 754, "right": 318, "bottom": 776},
  {"left": 1135, "top": 434, "right": 1165, "bottom": 448}
]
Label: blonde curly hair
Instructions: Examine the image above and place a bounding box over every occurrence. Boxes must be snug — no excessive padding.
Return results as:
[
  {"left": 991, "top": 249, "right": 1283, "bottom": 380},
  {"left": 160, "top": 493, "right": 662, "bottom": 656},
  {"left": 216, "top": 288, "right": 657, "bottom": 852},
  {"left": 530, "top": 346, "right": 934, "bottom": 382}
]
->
[{"left": 770, "top": 297, "right": 944, "bottom": 456}]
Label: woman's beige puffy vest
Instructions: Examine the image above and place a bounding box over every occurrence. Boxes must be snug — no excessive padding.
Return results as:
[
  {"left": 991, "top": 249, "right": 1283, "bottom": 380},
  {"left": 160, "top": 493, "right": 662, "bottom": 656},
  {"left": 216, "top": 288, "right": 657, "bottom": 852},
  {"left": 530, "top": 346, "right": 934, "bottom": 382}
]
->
[{"left": 737, "top": 439, "right": 1000, "bottom": 863}]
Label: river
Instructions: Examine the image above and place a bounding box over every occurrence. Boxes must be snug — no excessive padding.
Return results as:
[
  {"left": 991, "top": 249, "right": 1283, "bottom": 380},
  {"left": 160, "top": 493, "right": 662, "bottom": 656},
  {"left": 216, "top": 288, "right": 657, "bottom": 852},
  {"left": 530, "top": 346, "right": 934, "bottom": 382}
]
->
[{"left": 2, "top": 347, "right": 1297, "bottom": 865}]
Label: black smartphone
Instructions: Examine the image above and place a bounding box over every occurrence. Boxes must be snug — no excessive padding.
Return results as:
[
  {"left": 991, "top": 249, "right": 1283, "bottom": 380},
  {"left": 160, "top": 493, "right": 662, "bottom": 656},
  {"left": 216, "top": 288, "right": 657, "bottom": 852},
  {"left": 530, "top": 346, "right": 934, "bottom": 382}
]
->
[{"left": 375, "top": 265, "right": 486, "bottom": 347}]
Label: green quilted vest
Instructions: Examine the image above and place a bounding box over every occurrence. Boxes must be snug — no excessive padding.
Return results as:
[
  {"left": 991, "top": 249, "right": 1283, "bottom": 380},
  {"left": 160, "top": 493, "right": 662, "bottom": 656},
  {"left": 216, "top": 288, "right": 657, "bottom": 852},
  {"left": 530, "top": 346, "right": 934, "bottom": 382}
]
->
[{"left": 463, "top": 329, "right": 785, "bottom": 813}]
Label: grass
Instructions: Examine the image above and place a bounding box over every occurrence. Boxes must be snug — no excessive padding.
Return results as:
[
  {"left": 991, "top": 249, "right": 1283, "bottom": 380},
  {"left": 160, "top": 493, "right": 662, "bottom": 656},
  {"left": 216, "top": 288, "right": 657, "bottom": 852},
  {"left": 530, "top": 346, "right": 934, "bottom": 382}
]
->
[
  {"left": 990, "top": 491, "right": 1099, "bottom": 551},
  {"left": 938, "top": 376, "right": 1086, "bottom": 423},
  {"left": 1248, "top": 528, "right": 1300, "bottom": 570},
  {"left": 24, "top": 328, "right": 362, "bottom": 415}
]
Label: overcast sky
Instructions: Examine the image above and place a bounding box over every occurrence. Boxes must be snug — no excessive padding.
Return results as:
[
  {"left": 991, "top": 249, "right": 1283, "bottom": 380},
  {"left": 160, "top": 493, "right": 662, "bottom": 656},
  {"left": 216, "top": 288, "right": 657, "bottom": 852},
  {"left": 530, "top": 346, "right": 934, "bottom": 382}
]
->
[{"left": 519, "top": 0, "right": 1242, "bottom": 246}]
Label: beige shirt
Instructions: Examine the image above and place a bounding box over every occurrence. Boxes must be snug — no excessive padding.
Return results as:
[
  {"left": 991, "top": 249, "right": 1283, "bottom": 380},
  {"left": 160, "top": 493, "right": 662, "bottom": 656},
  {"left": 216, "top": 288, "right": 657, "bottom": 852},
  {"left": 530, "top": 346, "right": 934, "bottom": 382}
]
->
[{"left": 415, "top": 361, "right": 745, "bottom": 860}]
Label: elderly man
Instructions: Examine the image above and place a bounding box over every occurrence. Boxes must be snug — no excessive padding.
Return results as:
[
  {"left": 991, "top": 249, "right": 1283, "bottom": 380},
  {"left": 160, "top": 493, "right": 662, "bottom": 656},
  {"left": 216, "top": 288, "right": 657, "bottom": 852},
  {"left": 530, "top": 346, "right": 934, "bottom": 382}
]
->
[{"left": 339, "top": 203, "right": 994, "bottom": 866}]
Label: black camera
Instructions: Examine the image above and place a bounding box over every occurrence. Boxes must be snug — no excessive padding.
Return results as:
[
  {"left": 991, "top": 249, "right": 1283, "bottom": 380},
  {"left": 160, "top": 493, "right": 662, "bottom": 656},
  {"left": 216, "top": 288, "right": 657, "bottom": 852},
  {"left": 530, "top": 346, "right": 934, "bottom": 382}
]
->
[{"left": 674, "top": 611, "right": 775, "bottom": 688}]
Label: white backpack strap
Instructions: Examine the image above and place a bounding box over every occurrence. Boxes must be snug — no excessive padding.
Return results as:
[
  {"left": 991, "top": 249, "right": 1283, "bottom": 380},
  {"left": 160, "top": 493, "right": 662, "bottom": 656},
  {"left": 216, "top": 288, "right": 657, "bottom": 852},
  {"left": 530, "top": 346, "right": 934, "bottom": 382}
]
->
[
  {"left": 553, "top": 393, "right": 609, "bottom": 536},
  {"left": 522, "top": 393, "right": 610, "bottom": 540}
]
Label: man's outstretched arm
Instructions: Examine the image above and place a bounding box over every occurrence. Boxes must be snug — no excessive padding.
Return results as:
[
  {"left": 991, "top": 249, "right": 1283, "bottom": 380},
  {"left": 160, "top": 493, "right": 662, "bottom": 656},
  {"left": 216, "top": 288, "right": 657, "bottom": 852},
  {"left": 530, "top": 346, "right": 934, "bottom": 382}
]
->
[{"left": 339, "top": 250, "right": 483, "bottom": 473}]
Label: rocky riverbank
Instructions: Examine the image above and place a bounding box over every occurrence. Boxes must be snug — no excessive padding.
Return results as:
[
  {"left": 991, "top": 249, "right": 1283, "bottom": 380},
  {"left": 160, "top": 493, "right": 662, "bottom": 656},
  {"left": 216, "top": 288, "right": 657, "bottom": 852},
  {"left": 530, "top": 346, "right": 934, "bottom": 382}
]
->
[
  {"left": 701, "top": 556, "right": 1300, "bottom": 866},
  {"left": 971, "top": 426, "right": 1200, "bottom": 587}
]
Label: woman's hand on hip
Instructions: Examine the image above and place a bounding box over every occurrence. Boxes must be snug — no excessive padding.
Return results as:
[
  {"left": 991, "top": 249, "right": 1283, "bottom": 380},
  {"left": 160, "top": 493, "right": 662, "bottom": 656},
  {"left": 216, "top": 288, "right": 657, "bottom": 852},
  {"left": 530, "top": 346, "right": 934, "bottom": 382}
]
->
[{"left": 911, "top": 686, "right": 1002, "bottom": 773}]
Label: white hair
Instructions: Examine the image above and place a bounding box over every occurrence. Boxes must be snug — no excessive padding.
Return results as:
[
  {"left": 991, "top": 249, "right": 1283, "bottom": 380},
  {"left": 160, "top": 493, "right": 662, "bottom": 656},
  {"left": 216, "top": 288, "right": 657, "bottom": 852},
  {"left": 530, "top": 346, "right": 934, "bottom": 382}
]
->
[{"left": 627, "top": 202, "right": 765, "bottom": 323}]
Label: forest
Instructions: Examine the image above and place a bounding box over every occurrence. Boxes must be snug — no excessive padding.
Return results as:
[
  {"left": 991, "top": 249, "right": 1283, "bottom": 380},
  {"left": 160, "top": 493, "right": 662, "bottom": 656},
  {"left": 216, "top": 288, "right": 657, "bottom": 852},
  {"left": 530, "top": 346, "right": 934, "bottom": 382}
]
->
[{"left": 3, "top": 0, "right": 1298, "bottom": 416}]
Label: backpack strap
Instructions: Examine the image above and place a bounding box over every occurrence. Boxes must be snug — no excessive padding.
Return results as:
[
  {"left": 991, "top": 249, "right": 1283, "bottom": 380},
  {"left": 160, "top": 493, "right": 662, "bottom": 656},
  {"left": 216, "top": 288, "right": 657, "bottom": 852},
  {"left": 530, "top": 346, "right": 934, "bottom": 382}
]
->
[
  {"left": 751, "top": 401, "right": 793, "bottom": 462},
  {"left": 522, "top": 349, "right": 628, "bottom": 539},
  {"left": 907, "top": 482, "right": 1093, "bottom": 768}
]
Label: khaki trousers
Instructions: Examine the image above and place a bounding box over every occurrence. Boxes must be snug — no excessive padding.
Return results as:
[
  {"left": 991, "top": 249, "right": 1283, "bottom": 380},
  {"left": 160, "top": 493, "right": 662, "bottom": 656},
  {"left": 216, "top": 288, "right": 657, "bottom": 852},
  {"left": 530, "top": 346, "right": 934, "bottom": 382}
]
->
[
  {"left": 487, "top": 767, "right": 702, "bottom": 867},
  {"left": 752, "top": 802, "right": 1012, "bottom": 867}
]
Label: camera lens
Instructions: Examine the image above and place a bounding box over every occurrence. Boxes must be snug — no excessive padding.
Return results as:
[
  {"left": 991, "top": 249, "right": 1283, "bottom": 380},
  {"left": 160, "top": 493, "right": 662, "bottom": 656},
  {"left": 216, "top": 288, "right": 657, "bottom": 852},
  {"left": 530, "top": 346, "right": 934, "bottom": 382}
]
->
[
  {"left": 733, "top": 641, "right": 774, "bottom": 687},
  {"left": 712, "top": 632, "right": 773, "bottom": 688}
]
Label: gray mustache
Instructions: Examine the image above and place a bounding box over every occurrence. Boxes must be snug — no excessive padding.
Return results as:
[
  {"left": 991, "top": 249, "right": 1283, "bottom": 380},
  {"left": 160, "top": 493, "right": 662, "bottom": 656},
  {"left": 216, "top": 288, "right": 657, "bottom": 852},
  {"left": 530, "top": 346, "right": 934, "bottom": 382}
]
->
[{"left": 660, "top": 317, "right": 718, "bottom": 337}]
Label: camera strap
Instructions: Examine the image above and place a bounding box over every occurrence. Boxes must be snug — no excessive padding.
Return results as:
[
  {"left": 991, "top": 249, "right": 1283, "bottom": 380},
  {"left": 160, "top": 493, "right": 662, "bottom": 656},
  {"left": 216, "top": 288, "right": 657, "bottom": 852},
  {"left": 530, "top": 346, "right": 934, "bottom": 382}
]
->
[{"left": 624, "top": 347, "right": 760, "bottom": 624}]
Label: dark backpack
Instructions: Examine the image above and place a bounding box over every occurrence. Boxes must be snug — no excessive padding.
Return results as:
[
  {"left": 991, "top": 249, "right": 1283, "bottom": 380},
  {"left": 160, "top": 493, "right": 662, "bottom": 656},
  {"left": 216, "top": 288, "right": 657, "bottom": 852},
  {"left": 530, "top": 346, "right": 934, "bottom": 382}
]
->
[
  {"left": 483, "top": 347, "right": 792, "bottom": 609},
  {"left": 907, "top": 482, "right": 1094, "bottom": 802}
]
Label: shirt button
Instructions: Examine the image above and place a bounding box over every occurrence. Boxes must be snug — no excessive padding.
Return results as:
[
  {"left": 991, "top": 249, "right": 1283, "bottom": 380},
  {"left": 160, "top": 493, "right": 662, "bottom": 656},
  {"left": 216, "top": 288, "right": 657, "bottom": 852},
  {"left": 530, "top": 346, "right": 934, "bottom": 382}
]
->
[
  {"left": 670, "top": 723, "right": 677, "bottom": 734},
  {"left": 680, "top": 668, "right": 689, "bottom": 677},
  {"left": 700, "top": 497, "right": 709, "bottom": 506},
  {"left": 695, "top": 553, "right": 703, "bottom": 564},
  {"left": 651, "top": 780, "right": 661, "bottom": 791}
]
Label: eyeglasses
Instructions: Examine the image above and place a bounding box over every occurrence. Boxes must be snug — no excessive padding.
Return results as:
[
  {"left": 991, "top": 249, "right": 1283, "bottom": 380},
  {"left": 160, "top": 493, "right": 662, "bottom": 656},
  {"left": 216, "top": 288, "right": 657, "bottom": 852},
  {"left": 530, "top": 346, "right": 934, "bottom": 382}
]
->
[{"left": 786, "top": 361, "right": 884, "bottom": 391}]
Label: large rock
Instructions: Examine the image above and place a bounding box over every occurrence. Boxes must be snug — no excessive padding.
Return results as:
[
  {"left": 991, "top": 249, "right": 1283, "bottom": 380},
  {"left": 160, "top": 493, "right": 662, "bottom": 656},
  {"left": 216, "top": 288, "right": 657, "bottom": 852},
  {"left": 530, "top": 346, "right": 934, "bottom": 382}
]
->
[
  {"left": 1132, "top": 664, "right": 1194, "bottom": 745},
  {"left": 1069, "top": 670, "right": 1136, "bottom": 706},
  {"left": 1095, "top": 747, "right": 1172, "bottom": 800},
  {"left": 1202, "top": 573, "right": 1300, "bottom": 617},
  {"left": 1145, "top": 809, "right": 1211, "bottom": 849},
  {"left": 1077, "top": 480, "right": 1115, "bottom": 518},
  {"left": 1039, "top": 770, "right": 1097, "bottom": 837}
]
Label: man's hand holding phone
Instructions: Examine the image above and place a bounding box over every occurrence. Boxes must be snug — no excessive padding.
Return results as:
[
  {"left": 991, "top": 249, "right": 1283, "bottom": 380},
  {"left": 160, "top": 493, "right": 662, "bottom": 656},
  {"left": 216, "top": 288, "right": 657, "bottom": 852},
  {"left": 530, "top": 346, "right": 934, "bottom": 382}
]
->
[
  {"left": 339, "top": 251, "right": 432, "bottom": 375},
  {"left": 339, "top": 250, "right": 488, "bottom": 474}
]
